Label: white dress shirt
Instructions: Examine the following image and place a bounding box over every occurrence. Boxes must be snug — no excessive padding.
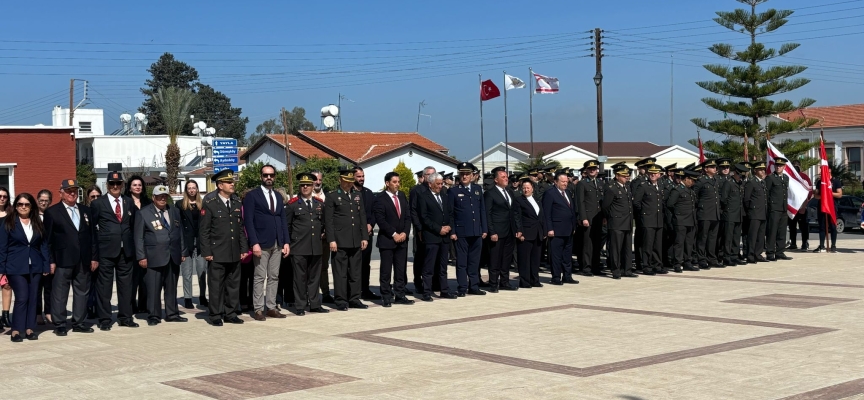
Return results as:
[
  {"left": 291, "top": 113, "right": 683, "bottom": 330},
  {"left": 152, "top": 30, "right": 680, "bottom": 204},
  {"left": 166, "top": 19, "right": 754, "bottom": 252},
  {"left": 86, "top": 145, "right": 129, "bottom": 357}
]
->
[
  {"left": 109, "top": 194, "right": 124, "bottom": 215},
  {"left": 497, "top": 186, "right": 511, "bottom": 206},
  {"left": 525, "top": 195, "right": 540, "bottom": 215}
]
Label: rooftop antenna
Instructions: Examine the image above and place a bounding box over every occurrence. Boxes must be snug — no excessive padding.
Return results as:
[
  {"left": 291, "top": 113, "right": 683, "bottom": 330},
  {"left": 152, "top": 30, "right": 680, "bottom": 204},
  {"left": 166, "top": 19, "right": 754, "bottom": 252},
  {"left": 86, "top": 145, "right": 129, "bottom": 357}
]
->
[{"left": 416, "top": 100, "right": 426, "bottom": 132}]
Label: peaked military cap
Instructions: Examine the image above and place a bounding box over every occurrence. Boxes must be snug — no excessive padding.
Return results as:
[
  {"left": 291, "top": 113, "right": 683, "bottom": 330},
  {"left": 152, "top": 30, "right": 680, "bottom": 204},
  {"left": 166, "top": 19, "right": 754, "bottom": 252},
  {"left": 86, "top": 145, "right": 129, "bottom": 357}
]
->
[
  {"left": 734, "top": 163, "right": 751, "bottom": 173},
  {"left": 774, "top": 157, "right": 789, "bottom": 165},
  {"left": 583, "top": 159, "right": 600, "bottom": 169},
  {"left": 212, "top": 169, "right": 235, "bottom": 183},
  {"left": 664, "top": 163, "right": 677, "bottom": 170},
  {"left": 751, "top": 161, "right": 767, "bottom": 170},
  {"left": 613, "top": 164, "right": 631, "bottom": 176},
  {"left": 646, "top": 164, "right": 662, "bottom": 174},
  {"left": 683, "top": 169, "right": 701, "bottom": 178},
  {"left": 701, "top": 159, "right": 718, "bottom": 168},
  {"left": 297, "top": 173, "right": 315, "bottom": 185},
  {"left": 635, "top": 157, "right": 657, "bottom": 167},
  {"left": 457, "top": 162, "right": 475, "bottom": 173},
  {"left": 338, "top": 168, "right": 355, "bottom": 182},
  {"left": 491, "top": 166, "right": 506, "bottom": 174},
  {"left": 716, "top": 158, "right": 732, "bottom": 167}
]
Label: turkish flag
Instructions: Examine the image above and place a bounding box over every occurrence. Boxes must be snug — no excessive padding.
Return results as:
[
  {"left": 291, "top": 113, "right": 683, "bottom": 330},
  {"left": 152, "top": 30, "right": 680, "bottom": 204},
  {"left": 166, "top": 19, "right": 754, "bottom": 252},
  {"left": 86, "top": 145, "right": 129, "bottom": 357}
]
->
[
  {"left": 480, "top": 79, "right": 500, "bottom": 101},
  {"left": 819, "top": 140, "right": 837, "bottom": 224}
]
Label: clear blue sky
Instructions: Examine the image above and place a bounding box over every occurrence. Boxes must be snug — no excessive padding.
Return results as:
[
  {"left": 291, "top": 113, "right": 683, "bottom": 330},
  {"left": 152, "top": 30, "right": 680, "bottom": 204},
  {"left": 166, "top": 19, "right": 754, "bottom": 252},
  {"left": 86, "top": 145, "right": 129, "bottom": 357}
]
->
[{"left": 1, "top": 0, "right": 862, "bottom": 160}]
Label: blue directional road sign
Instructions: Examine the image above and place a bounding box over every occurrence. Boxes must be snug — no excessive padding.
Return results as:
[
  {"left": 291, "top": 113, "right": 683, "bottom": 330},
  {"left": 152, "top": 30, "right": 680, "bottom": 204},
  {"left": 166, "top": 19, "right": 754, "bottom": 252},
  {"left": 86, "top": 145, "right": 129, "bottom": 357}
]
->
[{"left": 212, "top": 138, "right": 239, "bottom": 172}]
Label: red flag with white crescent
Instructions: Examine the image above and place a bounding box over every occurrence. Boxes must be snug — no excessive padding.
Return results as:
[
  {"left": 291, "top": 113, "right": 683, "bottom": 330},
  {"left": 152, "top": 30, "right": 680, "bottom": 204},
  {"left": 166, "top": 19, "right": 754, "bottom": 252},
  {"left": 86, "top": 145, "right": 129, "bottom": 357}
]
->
[
  {"left": 480, "top": 79, "right": 500, "bottom": 101},
  {"left": 819, "top": 139, "right": 837, "bottom": 224}
]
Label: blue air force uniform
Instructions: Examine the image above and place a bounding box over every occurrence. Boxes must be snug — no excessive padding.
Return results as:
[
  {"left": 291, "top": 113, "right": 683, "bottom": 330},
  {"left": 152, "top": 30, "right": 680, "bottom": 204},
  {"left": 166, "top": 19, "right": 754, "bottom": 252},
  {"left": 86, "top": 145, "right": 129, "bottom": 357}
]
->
[{"left": 448, "top": 162, "right": 488, "bottom": 295}]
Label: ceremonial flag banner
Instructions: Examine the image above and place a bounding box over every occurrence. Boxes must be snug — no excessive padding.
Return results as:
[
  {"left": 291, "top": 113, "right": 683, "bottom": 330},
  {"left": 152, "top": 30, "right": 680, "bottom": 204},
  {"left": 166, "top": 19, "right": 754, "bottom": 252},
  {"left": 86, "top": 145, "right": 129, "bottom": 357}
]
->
[
  {"left": 766, "top": 141, "right": 812, "bottom": 219},
  {"left": 504, "top": 74, "right": 525, "bottom": 90},
  {"left": 698, "top": 137, "right": 705, "bottom": 163},
  {"left": 480, "top": 79, "right": 501, "bottom": 101},
  {"left": 532, "top": 72, "right": 559, "bottom": 94},
  {"left": 819, "top": 140, "right": 837, "bottom": 224}
]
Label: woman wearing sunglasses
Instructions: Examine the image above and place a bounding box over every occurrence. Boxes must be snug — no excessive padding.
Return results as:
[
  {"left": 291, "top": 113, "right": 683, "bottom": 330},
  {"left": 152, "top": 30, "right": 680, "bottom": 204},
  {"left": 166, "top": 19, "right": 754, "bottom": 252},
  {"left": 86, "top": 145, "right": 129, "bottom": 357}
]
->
[
  {"left": 0, "top": 187, "right": 11, "bottom": 329},
  {"left": 0, "top": 193, "right": 50, "bottom": 341},
  {"left": 84, "top": 186, "right": 102, "bottom": 207}
]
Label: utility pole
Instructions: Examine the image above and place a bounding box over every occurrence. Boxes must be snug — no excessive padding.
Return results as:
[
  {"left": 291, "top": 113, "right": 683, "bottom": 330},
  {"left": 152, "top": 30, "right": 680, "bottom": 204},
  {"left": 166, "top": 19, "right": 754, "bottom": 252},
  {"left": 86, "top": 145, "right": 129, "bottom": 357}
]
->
[
  {"left": 281, "top": 107, "right": 294, "bottom": 196},
  {"left": 416, "top": 100, "right": 426, "bottom": 132},
  {"left": 68, "top": 79, "right": 75, "bottom": 126},
  {"left": 592, "top": 28, "right": 605, "bottom": 173}
]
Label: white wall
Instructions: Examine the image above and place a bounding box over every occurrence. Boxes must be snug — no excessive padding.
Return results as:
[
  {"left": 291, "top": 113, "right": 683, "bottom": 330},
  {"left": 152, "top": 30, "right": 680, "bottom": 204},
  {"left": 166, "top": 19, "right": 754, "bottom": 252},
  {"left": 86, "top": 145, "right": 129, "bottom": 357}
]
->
[
  {"left": 82, "top": 135, "right": 206, "bottom": 169},
  {"left": 52, "top": 106, "right": 105, "bottom": 136},
  {"left": 245, "top": 140, "right": 307, "bottom": 170},
  {"left": 362, "top": 148, "right": 456, "bottom": 190},
  {"left": 468, "top": 142, "right": 529, "bottom": 172}
]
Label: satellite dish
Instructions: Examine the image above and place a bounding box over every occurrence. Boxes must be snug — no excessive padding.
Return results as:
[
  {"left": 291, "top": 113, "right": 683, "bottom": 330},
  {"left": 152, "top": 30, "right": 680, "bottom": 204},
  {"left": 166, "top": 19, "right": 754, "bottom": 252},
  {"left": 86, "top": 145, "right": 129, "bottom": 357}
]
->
[
  {"left": 323, "top": 116, "right": 336, "bottom": 128},
  {"left": 134, "top": 113, "right": 146, "bottom": 122},
  {"left": 321, "top": 106, "right": 331, "bottom": 117},
  {"left": 206, "top": 127, "right": 216, "bottom": 135},
  {"left": 327, "top": 104, "right": 339, "bottom": 117},
  {"left": 195, "top": 121, "right": 207, "bottom": 130},
  {"left": 192, "top": 128, "right": 202, "bottom": 135},
  {"left": 120, "top": 114, "right": 132, "bottom": 123}
]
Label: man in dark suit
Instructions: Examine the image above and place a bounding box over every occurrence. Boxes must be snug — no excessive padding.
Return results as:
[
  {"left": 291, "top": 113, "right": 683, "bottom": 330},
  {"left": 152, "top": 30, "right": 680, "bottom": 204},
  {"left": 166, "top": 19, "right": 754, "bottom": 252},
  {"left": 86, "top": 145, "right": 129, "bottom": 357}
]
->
[
  {"left": 575, "top": 159, "right": 604, "bottom": 276},
  {"left": 409, "top": 167, "right": 434, "bottom": 293},
  {"left": 45, "top": 179, "right": 98, "bottom": 336},
  {"left": 765, "top": 157, "right": 792, "bottom": 261},
  {"left": 694, "top": 159, "right": 722, "bottom": 269},
  {"left": 91, "top": 171, "right": 138, "bottom": 330},
  {"left": 134, "top": 185, "right": 187, "bottom": 326},
  {"left": 543, "top": 171, "right": 579, "bottom": 285},
  {"left": 633, "top": 164, "right": 666, "bottom": 275},
  {"left": 483, "top": 166, "right": 521, "bottom": 292},
  {"left": 286, "top": 173, "right": 328, "bottom": 315},
  {"left": 744, "top": 162, "right": 769, "bottom": 263},
  {"left": 418, "top": 173, "right": 455, "bottom": 300},
  {"left": 449, "top": 162, "right": 488, "bottom": 296},
  {"left": 374, "top": 172, "right": 413, "bottom": 306},
  {"left": 324, "top": 168, "right": 369, "bottom": 311},
  {"left": 243, "top": 164, "right": 290, "bottom": 321},
  {"left": 720, "top": 163, "right": 748, "bottom": 266},
  {"left": 353, "top": 166, "right": 381, "bottom": 301},
  {"left": 604, "top": 164, "right": 637, "bottom": 279},
  {"left": 200, "top": 169, "right": 248, "bottom": 326},
  {"left": 514, "top": 177, "right": 545, "bottom": 288}
]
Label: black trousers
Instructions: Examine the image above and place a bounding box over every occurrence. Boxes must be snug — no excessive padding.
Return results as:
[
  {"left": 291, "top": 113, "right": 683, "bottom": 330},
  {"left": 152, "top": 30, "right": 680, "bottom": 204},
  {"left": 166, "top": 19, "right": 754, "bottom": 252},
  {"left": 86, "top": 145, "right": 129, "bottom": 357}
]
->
[
  {"left": 548, "top": 236, "right": 573, "bottom": 281},
  {"left": 131, "top": 260, "right": 148, "bottom": 313},
  {"left": 379, "top": 245, "right": 408, "bottom": 299},
  {"left": 662, "top": 222, "right": 674, "bottom": 268},
  {"left": 633, "top": 221, "right": 643, "bottom": 269},
  {"left": 747, "top": 219, "right": 767, "bottom": 259},
  {"left": 672, "top": 225, "right": 695, "bottom": 267},
  {"left": 696, "top": 220, "right": 720, "bottom": 265},
  {"left": 721, "top": 221, "right": 742, "bottom": 261},
  {"left": 455, "top": 236, "right": 482, "bottom": 293},
  {"left": 276, "top": 256, "right": 294, "bottom": 304},
  {"left": 145, "top": 261, "right": 179, "bottom": 320},
  {"left": 517, "top": 237, "right": 542, "bottom": 287},
  {"left": 423, "top": 242, "right": 450, "bottom": 295},
  {"left": 789, "top": 211, "right": 809, "bottom": 247},
  {"left": 607, "top": 229, "right": 632, "bottom": 276},
  {"left": 52, "top": 262, "right": 91, "bottom": 328},
  {"left": 292, "top": 254, "right": 322, "bottom": 310},
  {"left": 640, "top": 226, "right": 663, "bottom": 272},
  {"left": 361, "top": 233, "right": 374, "bottom": 293},
  {"left": 577, "top": 214, "right": 604, "bottom": 273},
  {"left": 741, "top": 218, "right": 750, "bottom": 258},
  {"left": 207, "top": 260, "right": 241, "bottom": 322},
  {"left": 765, "top": 211, "right": 788, "bottom": 256},
  {"left": 35, "top": 273, "right": 53, "bottom": 317},
  {"left": 412, "top": 235, "right": 426, "bottom": 289},
  {"left": 96, "top": 254, "right": 135, "bottom": 324},
  {"left": 332, "top": 247, "right": 361, "bottom": 306},
  {"left": 487, "top": 234, "right": 515, "bottom": 287},
  {"left": 817, "top": 211, "right": 838, "bottom": 247},
  {"left": 239, "top": 260, "right": 254, "bottom": 307},
  {"left": 318, "top": 237, "right": 331, "bottom": 295}
]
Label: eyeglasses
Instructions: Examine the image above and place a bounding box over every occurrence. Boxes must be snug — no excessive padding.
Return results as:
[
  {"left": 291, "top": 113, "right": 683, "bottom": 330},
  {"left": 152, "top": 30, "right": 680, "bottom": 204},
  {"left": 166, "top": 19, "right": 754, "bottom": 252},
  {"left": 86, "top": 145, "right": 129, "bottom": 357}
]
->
[
  {"left": 89, "top": 195, "right": 100, "bottom": 199},
  {"left": 262, "top": 174, "right": 275, "bottom": 178},
  {"left": 108, "top": 182, "right": 123, "bottom": 186},
  {"left": 38, "top": 199, "right": 50, "bottom": 203},
  {"left": 16, "top": 203, "right": 31, "bottom": 208}
]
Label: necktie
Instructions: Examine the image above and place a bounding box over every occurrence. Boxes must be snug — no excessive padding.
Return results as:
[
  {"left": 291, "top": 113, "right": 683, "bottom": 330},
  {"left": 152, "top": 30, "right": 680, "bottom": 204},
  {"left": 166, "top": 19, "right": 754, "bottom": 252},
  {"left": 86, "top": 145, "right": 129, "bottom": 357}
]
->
[
  {"left": 268, "top": 190, "right": 275, "bottom": 213},
  {"left": 226, "top": 198, "right": 231, "bottom": 209},
  {"left": 503, "top": 189, "right": 510, "bottom": 206},
  {"left": 435, "top": 193, "right": 443, "bottom": 210},
  {"left": 114, "top": 198, "right": 122, "bottom": 222},
  {"left": 393, "top": 194, "right": 401, "bottom": 218},
  {"left": 306, "top": 200, "right": 312, "bottom": 209},
  {"left": 160, "top": 210, "right": 170, "bottom": 230},
  {"left": 70, "top": 207, "right": 79, "bottom": 230},
  {"left": 562, "top": 190, "right": 570, "bottom": 207}
]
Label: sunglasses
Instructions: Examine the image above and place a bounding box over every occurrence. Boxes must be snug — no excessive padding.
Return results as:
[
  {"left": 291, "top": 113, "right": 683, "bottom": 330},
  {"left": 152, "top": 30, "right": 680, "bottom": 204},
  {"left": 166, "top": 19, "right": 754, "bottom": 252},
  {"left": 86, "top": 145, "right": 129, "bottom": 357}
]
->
[
  {"left": 108, "top": 182, "right": 123, "bottom": 186},
  {"left": 89, "top": 195, "right": 100, "bottom": 199},
  {"left": 0, "top": 195, "right": 7, "bottom": 199},
  {"left": 16, "top": 203, "right": 31, "bottom": 208},
  {"left": 262, "top": 174, "right": 275, "bottom": 178}
]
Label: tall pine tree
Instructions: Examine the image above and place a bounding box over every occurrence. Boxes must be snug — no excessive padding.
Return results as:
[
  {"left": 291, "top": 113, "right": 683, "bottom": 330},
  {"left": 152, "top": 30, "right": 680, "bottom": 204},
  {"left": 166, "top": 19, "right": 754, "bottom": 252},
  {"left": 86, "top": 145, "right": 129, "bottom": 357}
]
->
[
  {"left": 691, "top": 0, "right": 819, "bottom": 161},
  {"left": 139, "top": 53, "right": 199, "bottom": 136}
]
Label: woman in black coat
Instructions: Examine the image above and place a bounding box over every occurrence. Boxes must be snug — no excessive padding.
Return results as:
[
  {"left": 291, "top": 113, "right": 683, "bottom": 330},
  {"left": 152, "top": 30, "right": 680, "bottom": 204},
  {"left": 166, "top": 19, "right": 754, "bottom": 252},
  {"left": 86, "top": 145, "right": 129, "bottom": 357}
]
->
[{"left": 514, "top": 179, "right": 546, "bottom": 288}]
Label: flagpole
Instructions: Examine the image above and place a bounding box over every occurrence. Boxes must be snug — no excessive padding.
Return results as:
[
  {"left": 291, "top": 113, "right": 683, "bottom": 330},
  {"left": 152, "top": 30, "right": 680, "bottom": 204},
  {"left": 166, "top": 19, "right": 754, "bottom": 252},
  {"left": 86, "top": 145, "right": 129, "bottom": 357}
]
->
[
  {"left": 479, "top": 73, "right": 486, "bottom": 174},
  {"left": 820, "top": 128, "right": 830, "bottom": 251},
  {"left": 503, "top": 70, "right": 509, "bottom": 172},
  {"left": 529, "top": 67, "right": 535, "bottom": 162}
]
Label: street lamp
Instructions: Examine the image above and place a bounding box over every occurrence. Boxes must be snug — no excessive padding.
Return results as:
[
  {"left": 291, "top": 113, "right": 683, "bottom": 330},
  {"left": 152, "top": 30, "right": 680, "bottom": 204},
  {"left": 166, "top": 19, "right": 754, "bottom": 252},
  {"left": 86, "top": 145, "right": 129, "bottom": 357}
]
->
[{"left": 593, "top": 72, "right": 605, "bottom": 174}]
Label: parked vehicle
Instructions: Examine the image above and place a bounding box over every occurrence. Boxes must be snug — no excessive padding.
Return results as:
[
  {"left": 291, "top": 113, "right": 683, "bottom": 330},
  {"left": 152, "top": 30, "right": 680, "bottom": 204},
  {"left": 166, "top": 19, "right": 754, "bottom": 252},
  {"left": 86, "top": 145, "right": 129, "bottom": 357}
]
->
[{"left": 806, "top": 196, "right": 863, "bottom": 233}]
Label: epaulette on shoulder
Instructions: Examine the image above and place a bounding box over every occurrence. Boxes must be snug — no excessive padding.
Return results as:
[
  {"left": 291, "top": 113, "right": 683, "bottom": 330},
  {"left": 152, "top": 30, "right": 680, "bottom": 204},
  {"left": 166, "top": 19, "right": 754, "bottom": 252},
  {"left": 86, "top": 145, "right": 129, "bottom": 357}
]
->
[
  {"left": 204, "top": 192, "right": 218, "bottom": 202},
  {"left": 288, "top": 197, "right": 300, "bottom": 204}
]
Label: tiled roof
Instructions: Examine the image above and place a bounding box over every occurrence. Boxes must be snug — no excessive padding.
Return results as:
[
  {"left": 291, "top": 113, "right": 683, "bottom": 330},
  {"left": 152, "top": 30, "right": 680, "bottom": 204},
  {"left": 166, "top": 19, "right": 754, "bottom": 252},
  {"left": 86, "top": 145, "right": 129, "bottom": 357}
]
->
[
  {"left": 777, "top": 104, "right": 864, "bottom": 128},
  {"left": 265, "top": 134, "right": 333, "bottom": 159},
  {"left": 508, "top": 142, "right": 670, "bottom": 158},
  {"left": 296, "top": 131, "right": 449, "bottom": 163}
]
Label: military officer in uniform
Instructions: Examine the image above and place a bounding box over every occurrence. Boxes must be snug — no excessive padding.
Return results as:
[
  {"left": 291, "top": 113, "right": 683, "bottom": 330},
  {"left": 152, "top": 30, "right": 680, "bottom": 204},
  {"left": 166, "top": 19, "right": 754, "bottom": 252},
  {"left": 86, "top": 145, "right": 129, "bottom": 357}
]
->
[
  {"left": 739, "top": 162, "right": 753, "bottom": 262},
  {"left": 667, "top": 169, "right": 700, "bottom": 272},
  {"left": 199, "top": 169, "right": 248, "bottom": 326},
  {"left": 324, "top": 168, "right": 369, "bottom": 311},
  {"left": 448, "top": 162, "right": 488, "bottom": 296},
  {"left": 694, "top": 159, "right": 721, "bottom": 269},
  {"left": 631, "top": 157, "right": 656, "bottom": 271},
  {"left": 633, "top": 164, "right": 666, "bottom": 275},
  {"left": 602, "top": 164, "right": 636, "bottom": 279},
  {"left": 743, "top": 162, "right": 769, "bottom": 263},
  {"left": 286, "top": 173, "right": 328, "bottom": 315},
  {"left": 764, "top": 157, "right": 792, "bottom": 261},
  {"left": 575, "top": 159, "right": 604, "bottom": 276},
  {"left": 660, "top": 163, "right": 677, "bottom": 270},
  {"left": 719, "top": 163, "right": 748, "bottom": 266}
]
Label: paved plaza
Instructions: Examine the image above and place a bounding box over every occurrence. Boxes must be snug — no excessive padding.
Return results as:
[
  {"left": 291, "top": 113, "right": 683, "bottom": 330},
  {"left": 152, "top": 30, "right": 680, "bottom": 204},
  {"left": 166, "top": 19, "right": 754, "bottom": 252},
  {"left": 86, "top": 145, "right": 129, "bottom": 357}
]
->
[{"left": 2, "top": 235, "right": 864, "bottom": 399}]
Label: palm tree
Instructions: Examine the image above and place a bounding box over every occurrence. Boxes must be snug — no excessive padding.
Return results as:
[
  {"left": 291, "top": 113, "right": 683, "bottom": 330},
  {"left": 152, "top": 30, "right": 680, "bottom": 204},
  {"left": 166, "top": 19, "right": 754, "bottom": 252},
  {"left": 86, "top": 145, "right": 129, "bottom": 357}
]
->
[
  {"left": 514, "top": 152, "right": 560, "bottom": 175},
  {"left": 153, "top": 87, "right": 197, "bottom": 193}
]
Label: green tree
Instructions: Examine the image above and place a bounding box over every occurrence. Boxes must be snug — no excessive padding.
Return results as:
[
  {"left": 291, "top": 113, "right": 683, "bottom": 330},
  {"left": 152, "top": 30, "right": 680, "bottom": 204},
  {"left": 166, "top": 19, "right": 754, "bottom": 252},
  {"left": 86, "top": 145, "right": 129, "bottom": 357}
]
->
[
  {"left": 283, "top": 107, "right": 317, "bottom": 134},
  {"left": 76, "top": 162, "right": 97, "bottom": 189},
  {"left": 139, "top": 53, "right": 199, "bottom": 136},
  {"left": 154, "top": 87, "right": 197, "bottom": 193},
  {"left": 690, "top": 138, "right": 818, "bottom": 170},
  {"left": 247, "top": 118, "right": 283, "bottom": 148},
  {"left": 690, "top": 0, "right": 818, "bottom": 160},
  {"left": 291, "top": 156, "right": 341, "bottom": 193},
  {"left": 514, "top": 152, "right": 560, "bottom": 174},
  {"left": 393, "top": 160, "right": 415, "bottom": 199},
  {"left": 236, "top": 161, "right": 290, "bottom": 194},
  {"left": 194, "top": 84, "right": 248, "bottom": 143}
]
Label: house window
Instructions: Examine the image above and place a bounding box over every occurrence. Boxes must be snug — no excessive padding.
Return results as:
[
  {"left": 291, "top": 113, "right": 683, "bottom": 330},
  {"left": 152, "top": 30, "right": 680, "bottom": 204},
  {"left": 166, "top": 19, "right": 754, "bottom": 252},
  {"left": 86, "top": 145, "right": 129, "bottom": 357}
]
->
[
  {"left": 79, "top": 121, "right": 92, "bottom": 133},
  {"left": 0, "top": 168, "right": 8, "bottom": 189},
  {"left": 0, "top": 164, "right": 15, "bottom": 195},
  {"left": 846, "top": 147, "right": 861, "bottom": 178}
]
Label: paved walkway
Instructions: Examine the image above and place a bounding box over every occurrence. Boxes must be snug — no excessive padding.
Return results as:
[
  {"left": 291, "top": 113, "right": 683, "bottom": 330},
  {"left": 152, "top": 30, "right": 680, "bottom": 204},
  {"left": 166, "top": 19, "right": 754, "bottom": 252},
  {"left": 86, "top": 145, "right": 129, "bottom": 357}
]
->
[{"left": 2, "top": 242, "right": 863, "bottom": 399}]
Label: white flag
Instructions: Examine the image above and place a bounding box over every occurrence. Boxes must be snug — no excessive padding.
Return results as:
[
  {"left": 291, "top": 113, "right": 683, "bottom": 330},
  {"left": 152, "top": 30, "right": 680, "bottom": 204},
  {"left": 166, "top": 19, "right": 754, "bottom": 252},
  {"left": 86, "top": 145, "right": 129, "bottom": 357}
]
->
[
  {"left": 533, "top": 72, "right": 559, "bottom": 94},
  {"left": 504, "top": 74, "right": 525, "bottom": 90},
  {"left": 766, "top": 141, "right": 812, "bottom": 219}
]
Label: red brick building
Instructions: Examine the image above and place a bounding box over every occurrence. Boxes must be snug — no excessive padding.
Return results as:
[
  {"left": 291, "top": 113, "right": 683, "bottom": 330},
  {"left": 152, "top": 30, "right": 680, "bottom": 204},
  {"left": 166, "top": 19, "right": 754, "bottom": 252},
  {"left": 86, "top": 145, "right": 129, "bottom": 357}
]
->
[{"left": 0, "top": 126, "right": 76, "bottom": 202}]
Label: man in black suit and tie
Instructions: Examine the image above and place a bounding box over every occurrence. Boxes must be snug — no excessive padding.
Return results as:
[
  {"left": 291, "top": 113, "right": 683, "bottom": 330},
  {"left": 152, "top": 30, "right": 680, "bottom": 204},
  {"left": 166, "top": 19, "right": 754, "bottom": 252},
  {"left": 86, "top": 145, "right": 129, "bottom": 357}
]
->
[
  {"left": 542, "top": 171, "right": 579, "bottom": 285},
  {"left": 514, "top": 178, "right": 544, "bottom": 288},
  {"left": 484, "top": 167, "right": 521, "bottom": 292},
  {"left": 354, "top": 166, "right": 381, "bottom": 301},
  {"left": 242, "top": 164, "right": 290, "bottom": 321},
  {"left": 418, "top": 173, "right": 456, "bottom": 300},
  {"left": 91, "top": 171, "right": 138, "bottom": 330},
  {"left": 575, "top": 159, "right": 604, "bottom": 276},
  {"left": 45, "top": 179, "right": 98, "bottom": 336},
  {"left": 134, "top": 185, "right": 187, "bottom": 326},
  {"left": 409, "top": 167, "right": 435, "bottom": 293},
  {"left": 373, "top": 172, "right": 413, "bottom": 306}
]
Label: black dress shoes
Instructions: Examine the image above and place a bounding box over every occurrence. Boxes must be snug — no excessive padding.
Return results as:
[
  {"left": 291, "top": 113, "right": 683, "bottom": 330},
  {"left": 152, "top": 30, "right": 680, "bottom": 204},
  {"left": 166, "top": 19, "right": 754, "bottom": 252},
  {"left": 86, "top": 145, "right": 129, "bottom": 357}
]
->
[
  {"left": 72, "top": 325, "right": 94, "bottom": 333},
  {"left": 225, "top": 316, "right": 244, "bottom": 324},
  {"left": 755, "top": 256, "right": 768, "bottom": 262},
  {"left": 487, "top": 287, "right": 499, "bottom": 293},
  {"left": 657, "top": 269, "right": 669, "bottom": 274},
  {"left": 348, "top": 301, "right": 369, "bottom": 309},
  {"left": 531, "top": 283, "right": 544, "bottom": 288},
  {"left": 684, "top": 265, "right": 700, "bottom": 271},
  {"left": 456, "top": 292, "right": 466, "bottom": 297},
  {"left": 98, "top": 321, "right": 112, "bottom": 331},
  {"left": 673, "top": 266, "right": 683, "bottom": 273},
  {"left": 361, "top": 291, "right": 382, "bottom": 301},
  {"left": 623, "top": 272, "right": 638, "bottom": 278},
  {"left": 295, "top": 310, "right": 306, "bottom": 316},
  {"left": 467, "top": 289, "right": 487, "bottom": 295},
  {"left": 199, "top": 297, "right": 209, "bottom": 307},
  {"left": 335, "top": 304, "right": 349, "bottom": 311},
  {"left": 381, "top": 300, "right": 392, "bottom": 308},
  {"left": 478, "top": 280, "right": 491, "bottom": 288},
  {"left": 642, "top": 270, "right": 656, "bottom": 275},
  {"left": 420, "top": 295, "right": 433, "bottom": 302},
  {"left": 776, "top": 253, "right": 793, "bottom": 260},
  {"left": 612, "top": 274, "right": 621, "bottom": 280},
  {"left": 184, "top": 298, "right": 194, "bottom": 309},
  {"left": 10, "top": 333, "right": 22, "bottom": 342},
  {"left": 723, "top": 259, "right": 736, "bottom": 267},
  {"left": 564, "top": 278, "right": 580, "bottom": 284},
  {"left": 25, "top": 331, "right": 38, "bottom": 340},
  {"left": 322, "top": 294, "right": 336, "bottom": 304},
  {"left": 499, "top": 285, "right": 518, "bottom": 291},
  {"left": 118, "top": 320, "right": 139, "bottom": 328},
  {"left": 439, "top": 292, "right": 458, "bottom": 299},
  {"left": 766, "top": 255, "right": 777, "bottom": 261},
  {"left": 699, "top": 263, "right": 711, "bottom": 270},
  {"left": 211, "top": 319, "right": 223, "bottom": 326},
  {"left": 165, "top": 316, "right": 188, "bottom": 322},
  {"left": 549, "top": 280, "right": 564, "bottom": 286},
  {"left": 394, "top": 297, "right": 415, "bottom": 305},
  {"left": 147, "top": 319, "right": 160, "bottom": 326},
  {"left": 54, "top": 327, "right": 68, "bottom": 336},
  {"left": 310, "top": 307, "right": 329, "bottom": 313},
  {"left": 582, "top": 271, "right": 594, "bottom": 277},
  {"left": 518, "top": 283, "right": 532, "bottom": 289}
]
